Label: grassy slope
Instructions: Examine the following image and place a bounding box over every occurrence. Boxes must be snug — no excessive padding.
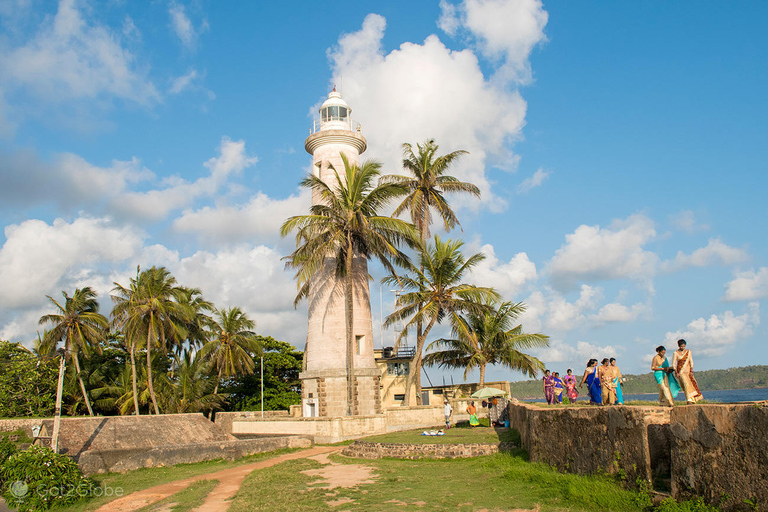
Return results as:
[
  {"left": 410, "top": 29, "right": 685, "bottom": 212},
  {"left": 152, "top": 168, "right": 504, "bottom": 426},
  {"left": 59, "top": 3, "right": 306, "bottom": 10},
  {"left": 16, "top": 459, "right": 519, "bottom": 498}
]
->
[{"left": 229, "top": 452, "right": 646, "bottom": 512}]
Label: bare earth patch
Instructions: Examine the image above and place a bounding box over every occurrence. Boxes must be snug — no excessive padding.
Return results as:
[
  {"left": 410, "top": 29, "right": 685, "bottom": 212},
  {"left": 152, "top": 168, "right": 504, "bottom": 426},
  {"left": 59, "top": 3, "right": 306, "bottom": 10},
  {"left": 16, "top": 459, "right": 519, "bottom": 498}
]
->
[{"left": 302, "top": 451, "right": 378, "bottom": 490}]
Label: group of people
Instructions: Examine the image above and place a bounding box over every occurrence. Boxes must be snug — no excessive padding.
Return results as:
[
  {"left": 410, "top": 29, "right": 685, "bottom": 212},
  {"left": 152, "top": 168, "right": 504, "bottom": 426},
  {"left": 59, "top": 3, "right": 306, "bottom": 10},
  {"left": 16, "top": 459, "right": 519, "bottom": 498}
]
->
[
  {"left": 542, "top": 338, "right": 704, "bottom": 407},
  {"left": 541, "top": 369, "right": 581, "bottom": 404},
  {"left": 543, "top": 359, "right": 625, "bottom": 405}
]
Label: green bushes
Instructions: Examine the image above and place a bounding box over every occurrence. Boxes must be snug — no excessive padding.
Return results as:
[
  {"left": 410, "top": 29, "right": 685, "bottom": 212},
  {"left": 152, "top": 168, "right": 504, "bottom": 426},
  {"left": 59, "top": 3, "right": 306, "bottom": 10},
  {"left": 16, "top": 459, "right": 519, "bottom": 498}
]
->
[{"left": 0, "top": 446, "right": 97, "bottom": 511}]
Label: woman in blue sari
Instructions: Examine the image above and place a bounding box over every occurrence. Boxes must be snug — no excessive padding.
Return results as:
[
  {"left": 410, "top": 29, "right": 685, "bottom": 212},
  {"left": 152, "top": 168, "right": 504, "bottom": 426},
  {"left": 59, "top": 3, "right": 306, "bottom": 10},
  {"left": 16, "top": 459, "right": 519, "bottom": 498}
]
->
[
  {"left": 651, "top": 346, "right": 681, "bottom": 406},
  {"left": 579, "top": 359, "right": 602, "bottom": 405}
]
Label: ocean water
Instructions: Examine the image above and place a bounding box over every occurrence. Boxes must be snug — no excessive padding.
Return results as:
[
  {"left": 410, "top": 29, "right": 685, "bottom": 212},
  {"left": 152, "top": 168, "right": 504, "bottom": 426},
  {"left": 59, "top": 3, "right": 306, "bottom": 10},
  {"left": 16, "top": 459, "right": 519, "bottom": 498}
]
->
[{"left": 525, "top": 387, "right": 768, "bottom": 403}]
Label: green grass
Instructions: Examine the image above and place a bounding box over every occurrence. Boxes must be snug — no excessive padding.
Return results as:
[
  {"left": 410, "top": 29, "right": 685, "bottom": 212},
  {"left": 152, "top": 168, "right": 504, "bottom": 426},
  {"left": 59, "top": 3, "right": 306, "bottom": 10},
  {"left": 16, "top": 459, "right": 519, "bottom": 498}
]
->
[
  {"left": 229, "top": 451, "right": 647, "bottom": 511},
  {"left": 60, "top": 447, "right": 303, "bottom": 511},
  {"left": 362, "top": 419, "right": 519, "bottom": 445},
  {"left": 136, "top": 479, "right": 219, "bottom": 512}
]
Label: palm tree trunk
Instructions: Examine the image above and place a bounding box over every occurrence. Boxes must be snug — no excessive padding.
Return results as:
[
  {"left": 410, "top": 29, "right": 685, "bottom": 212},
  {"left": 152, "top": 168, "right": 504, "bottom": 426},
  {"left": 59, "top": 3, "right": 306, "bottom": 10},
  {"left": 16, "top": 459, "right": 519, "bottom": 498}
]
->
[
  {"left": 214, "top": 367, "right": 222, "bottom": 395},
  {"left": 479, "top": 363, "right": 486, "bottom": 388},
  {"left": 405, "top": 315, "right": 437, "bottom": 408},
  {"left": 130, "top": 342, "right": 140, "bottom": 415},
  {"left": 72, "top": 353, "right": 94, "bottom": 416},
  {"left": 345, "top": 243, "right": 355, "bottom": 416},
  {"left": 51, "top": 355, "right": 66, "bottom": 453},
  {"left": 146, "top": 314, "right": 161, "bottom": 415}
]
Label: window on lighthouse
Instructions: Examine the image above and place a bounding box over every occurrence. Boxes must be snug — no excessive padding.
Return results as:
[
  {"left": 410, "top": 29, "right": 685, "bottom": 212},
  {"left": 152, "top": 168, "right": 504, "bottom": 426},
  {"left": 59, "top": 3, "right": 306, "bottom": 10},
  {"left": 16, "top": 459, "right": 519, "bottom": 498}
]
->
[{"left": 321, "top": 106, "right": 348, "bottom": 123}]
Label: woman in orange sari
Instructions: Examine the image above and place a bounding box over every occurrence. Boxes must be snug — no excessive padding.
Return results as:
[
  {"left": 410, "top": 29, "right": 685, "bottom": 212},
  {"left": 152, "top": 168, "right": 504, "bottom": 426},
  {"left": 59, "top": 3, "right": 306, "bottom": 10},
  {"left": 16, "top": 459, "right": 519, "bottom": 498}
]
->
[{"left": 672, "top": 339, "right": 703, "bottom": 404}]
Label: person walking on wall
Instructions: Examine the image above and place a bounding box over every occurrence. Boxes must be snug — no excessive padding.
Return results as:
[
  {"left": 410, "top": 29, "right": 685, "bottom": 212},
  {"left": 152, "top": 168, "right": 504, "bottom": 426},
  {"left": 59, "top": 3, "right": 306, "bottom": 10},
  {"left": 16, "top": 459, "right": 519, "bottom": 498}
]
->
[
  {"left": 444, "top": 400, "right": 453, "bottom": 429},
  {"left": 467, "top": 401, "right": 479, "bottom": 426},
  {"left": 672, "top": 339, "right": 703, "bottom": 404},
  {"left": 564, "top": 368, "right": 579, "bottom": 403},
  {"left": 543, "top": 369, "right": 555, "bottom": 404},
  {"left": 579, "top": 359, "right": 602, "bottom": 405},
  {"left": 553, "top": 372, "right": 564, "bottom": 404},
  {"left": 651, "top": 345, "right": 681, "bottom": 407},
  {"left": 610, "top": 358, "right": 625, "bottom": 405},
  {"left": 598, "top": 358, "right": 617, "bottom": 405}
]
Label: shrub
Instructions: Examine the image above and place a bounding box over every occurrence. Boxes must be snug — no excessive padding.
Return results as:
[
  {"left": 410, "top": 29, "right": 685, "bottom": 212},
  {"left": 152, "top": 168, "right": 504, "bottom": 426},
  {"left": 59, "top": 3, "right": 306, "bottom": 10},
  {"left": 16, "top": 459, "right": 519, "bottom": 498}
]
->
[
  {"left": 0, "top": 435, "right": 17, "bottom": 489},
  {"left": 0, "top": 446, "right": 97, "bottom": 511}
]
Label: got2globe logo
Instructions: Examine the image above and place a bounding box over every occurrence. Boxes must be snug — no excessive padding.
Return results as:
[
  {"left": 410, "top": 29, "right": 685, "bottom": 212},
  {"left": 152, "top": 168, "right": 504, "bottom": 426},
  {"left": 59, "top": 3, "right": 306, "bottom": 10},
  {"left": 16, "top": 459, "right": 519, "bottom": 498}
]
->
[{"left": 9, "top": 480, "right": 29, "bottom": 499}]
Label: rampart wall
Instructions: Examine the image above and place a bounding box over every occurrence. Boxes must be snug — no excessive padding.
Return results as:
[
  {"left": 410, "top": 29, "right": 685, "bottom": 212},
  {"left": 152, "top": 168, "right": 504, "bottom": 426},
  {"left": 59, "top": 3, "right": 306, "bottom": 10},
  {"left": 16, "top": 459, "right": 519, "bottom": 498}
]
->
[{"left": 508, "top": 401, "right": 768, "bottom": 511}]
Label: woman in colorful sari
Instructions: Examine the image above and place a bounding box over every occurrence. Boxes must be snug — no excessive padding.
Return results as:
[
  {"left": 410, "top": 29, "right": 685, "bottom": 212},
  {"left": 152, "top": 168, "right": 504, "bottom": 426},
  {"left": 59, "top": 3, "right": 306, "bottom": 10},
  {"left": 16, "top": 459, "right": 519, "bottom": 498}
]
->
[
  {"left": 598, "top": 358, "right": 617, "bottom": 405},
  {"left": 610, "top": 358, "right": 624, "bottom": 405},
  {"left": 563, "top": 369, "right": 579, "bottom": 402},
  {"left": 672, "top": 339, "right": 703, "bottom": 404},
  {"left": 579, "top": 359, "right": 602, "bottom": 405},
  {"left": 553, "top": 372, "right": 564, "bottom": 404},
  {"left": 543, "top": 370, "right": 555, "bottom": 404},
  {"left": 651, "top": 345, "right": 681, "bottom": 407},
  {"left": 466, "top": 401, "right": 480, "bottom": 426}
]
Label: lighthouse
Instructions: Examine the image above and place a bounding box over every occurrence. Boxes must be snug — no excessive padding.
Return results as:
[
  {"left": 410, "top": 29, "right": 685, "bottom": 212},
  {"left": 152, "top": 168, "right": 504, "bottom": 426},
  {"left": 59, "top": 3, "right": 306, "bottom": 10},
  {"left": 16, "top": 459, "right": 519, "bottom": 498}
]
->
[{"left": 300, "top": 89, "right": 382, "bottom": 417}]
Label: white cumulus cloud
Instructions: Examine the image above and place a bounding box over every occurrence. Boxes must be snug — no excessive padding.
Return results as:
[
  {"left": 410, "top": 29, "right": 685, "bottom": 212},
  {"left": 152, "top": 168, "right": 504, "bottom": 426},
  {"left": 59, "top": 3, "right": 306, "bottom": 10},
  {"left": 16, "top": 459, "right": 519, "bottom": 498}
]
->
[
  {"left": 0, "top": 216, "right": 145, "bottom": 308},
  {"left": 663, "top": 303, "right": 760, "bottom": 357},
  {"left": 172, "top": 190, "right": 310, "bottom": 246},
  {"left": 113, "top": 137, "right": 257, "bottom": 221},
  {"left": 0, "top": 0, "right": 159, "bottom": 105},
  {"left": 547, "top": 213, "right": 658, "bottom": 291},
  {"left": 327, "top": 10, "right": 536, "bottom": 213},
  {"left": 466, "top": 243, "right": 537, "bottom": 298},
  {"left": 168, "top": 2, "right": 207, "bottom": 49},
  {"left": 724, "top": 267, "right": 768, "bottom": 301},
  {"left": 438, "top": 0, "right": 549, "bottom": 84},
  {"left": 662, "top": 238, "right": 748, "bottom": 272}
]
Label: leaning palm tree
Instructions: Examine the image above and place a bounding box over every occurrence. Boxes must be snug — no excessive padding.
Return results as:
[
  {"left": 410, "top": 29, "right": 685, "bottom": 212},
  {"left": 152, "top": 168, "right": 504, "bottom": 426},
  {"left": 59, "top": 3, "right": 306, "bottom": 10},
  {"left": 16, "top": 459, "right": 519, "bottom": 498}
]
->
[
  {"left": 199, "top": 307, "right": 262, "bottom": 394},
  {"left": 387, "top": 139, "right": 477, "bottom": 242},
  {"left": 281, "top": 154, "right": 416, "bottom": 415},
  {"left": 111, "top": 267, "right": 192, "bottom": 415},
  {"left": 424, "top": 300, "right": 549, "bottom": 387},
  {"left": 39, "top": 287, "right": 107, "bottom": 416},
  {"left": 384, "top": 236, "right": 499, "bottom": 405}
]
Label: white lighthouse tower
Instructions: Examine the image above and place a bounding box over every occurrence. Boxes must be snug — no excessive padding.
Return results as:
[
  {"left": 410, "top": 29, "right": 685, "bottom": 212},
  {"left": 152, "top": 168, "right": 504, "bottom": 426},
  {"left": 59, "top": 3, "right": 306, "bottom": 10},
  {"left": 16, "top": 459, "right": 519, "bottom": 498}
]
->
[{"left": 300, "top": 88, "right": 382, "bottom": 417}]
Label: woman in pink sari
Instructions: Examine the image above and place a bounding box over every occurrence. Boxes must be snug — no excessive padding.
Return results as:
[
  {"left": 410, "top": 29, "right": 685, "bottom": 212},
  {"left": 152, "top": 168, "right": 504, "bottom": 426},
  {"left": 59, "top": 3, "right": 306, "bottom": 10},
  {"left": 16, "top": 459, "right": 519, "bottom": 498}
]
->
[
  {"left": 672, "top": 339, "right": 703, "bottom": 404},
  {"left": 563, "top": 368, "right": 579, "bottom": 402},
  {"left": 543, "top": 369, "right": 555, "bottom": 404}
]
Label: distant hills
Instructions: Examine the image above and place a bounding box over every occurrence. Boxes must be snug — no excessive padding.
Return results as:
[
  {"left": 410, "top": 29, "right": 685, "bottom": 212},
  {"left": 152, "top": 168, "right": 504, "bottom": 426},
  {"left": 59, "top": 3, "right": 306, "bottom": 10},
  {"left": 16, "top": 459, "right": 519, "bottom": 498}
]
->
[{"left": 507, "top": 365, "right": 768, "bottom": 398}]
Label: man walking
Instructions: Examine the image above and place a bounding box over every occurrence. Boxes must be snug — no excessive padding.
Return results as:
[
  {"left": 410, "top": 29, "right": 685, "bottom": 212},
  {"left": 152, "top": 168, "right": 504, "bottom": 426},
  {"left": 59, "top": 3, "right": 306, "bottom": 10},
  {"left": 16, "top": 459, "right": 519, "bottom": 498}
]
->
[{"left": 444, "top": 400, "right": 453, "bottom": 429}]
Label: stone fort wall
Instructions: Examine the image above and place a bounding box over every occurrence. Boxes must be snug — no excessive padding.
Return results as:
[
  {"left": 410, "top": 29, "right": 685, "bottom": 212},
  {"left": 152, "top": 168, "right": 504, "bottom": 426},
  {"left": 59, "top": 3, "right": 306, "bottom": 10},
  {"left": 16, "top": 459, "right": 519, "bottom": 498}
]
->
[{"left": 508, "top": 401, "right": 768, "bottom": 511}]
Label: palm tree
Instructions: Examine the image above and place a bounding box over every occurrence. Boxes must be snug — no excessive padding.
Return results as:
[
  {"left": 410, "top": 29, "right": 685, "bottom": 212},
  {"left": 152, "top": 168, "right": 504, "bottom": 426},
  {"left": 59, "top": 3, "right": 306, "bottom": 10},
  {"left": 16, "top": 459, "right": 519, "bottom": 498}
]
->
[
  {"left": 175, "top": 287, "right": 214, "bottom": 354},
  {"left": 39, "top": 287, "right": 107, "bottom": 416},
  {"left": 111, "top": 267, "right": 191, "bottom": 415},
  {"left": 281, "top": 154, "right": 416, "bottom": 415},
  {"left": 164, "top": 351, "right": 224, "bottom": 413},
  {"left": 384, "top": 236, "right": 499, "bottom": 405},
  {"left": 385, "top": 140, "right": 479, "bottom": 389},
  {"left": 198, "top": 307, "right": 262, "bottom": 394},
  {"left": 387, "top": 139, "right": 477, "bottom": 242},
  {"left": 423, "top": 301, "right": 549, "bottom": 387}
]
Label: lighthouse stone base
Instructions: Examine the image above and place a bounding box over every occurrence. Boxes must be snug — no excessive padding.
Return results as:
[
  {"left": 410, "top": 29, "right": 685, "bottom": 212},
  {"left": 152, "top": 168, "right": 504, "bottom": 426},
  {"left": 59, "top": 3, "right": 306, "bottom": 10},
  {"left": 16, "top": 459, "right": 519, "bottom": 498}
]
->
[{"left": 300, "top": 368, "right": 382, "bottom": 417}]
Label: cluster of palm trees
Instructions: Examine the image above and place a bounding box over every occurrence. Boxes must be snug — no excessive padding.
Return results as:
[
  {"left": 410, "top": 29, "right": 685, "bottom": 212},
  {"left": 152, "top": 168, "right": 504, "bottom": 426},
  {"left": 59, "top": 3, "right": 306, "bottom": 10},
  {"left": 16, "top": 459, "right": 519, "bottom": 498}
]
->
[
  {"left": 38, "top": 267, "right": 262, "bottom": 416},
  {"left": 282, "top": 139, "right": 550, "bottom": 407}
]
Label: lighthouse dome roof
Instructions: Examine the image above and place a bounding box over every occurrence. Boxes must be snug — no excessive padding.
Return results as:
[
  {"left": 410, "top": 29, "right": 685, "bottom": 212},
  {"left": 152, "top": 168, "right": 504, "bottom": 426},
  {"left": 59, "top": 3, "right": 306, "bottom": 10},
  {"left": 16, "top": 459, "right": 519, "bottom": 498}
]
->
[{"left": 319, "top": 90, "right": 350, "bottom": 113}]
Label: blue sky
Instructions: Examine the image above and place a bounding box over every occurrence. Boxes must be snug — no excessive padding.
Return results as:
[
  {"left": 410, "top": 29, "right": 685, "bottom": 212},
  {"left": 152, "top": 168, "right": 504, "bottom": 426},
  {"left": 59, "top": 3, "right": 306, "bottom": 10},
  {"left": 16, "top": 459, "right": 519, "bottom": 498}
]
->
[{"left": 1, "top": 0, "right": 766, "bottom": 382}]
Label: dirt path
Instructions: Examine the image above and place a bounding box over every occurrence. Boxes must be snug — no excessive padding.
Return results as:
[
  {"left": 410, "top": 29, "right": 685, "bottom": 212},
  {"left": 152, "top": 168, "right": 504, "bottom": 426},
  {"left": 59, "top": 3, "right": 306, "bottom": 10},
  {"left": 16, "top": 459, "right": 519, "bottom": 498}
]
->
[{"left": 96, "top": 446, "right": 340, "bottom": 512}]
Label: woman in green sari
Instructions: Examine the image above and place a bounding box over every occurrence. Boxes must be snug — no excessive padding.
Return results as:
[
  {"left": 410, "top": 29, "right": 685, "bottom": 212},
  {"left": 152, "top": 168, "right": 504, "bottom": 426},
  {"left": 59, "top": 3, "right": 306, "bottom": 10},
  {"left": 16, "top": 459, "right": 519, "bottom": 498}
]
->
[{"left": 651, "top": 345, "right": 680, "bottom": 406}]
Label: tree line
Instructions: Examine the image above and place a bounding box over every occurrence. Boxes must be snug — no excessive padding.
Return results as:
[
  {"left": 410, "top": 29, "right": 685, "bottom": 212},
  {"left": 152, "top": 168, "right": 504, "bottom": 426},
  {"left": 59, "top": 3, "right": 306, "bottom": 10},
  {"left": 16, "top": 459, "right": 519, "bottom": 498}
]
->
[
  {"left": 281, "top": 139, "right": 550, "bottom": 409},
  {"left": 0, "top": 268, "right": 302, "bottom": 418}
]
